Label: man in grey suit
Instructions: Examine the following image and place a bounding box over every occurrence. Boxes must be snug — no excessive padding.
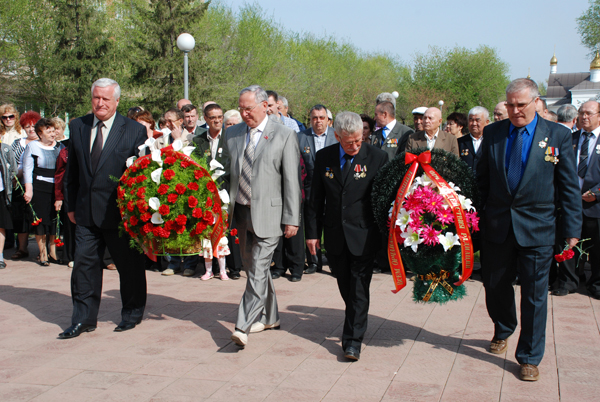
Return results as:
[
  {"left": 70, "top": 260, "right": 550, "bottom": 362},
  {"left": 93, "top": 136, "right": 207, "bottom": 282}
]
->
[
  {"left": 224, "top": 85, "right": 301, "bottom": 346},
  {"left": 298, "top": 104, "right": 338, "bottom": 274},
  {"left": 406, "top": 107, "right": 459, "bottom": 156},
  {"left": 370, "top": 100, "right": 414, "bottom": 158}
]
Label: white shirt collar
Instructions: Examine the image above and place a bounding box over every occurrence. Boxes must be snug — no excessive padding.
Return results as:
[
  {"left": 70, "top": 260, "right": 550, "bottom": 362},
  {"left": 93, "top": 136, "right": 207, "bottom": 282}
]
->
[{"left": 92, "top": 112, "right": 117, "bottom": 132}]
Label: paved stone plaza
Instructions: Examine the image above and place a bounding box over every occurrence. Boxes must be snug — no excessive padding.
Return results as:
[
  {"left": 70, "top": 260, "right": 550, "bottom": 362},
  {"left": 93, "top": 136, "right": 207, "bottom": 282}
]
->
[{"left": 1, "top": 247, "right": 599, "bottom": 401}]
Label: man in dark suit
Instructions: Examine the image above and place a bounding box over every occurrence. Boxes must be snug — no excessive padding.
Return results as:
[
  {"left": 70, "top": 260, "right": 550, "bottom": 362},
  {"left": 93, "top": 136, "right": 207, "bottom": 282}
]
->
[
  {"left": 406, "top": 107, "right": 459, "bottom": 156},
  {"left": 476, "top": 78, "right": 582, "bottom": 381},
  {"left": 182, "top": 104, "right": 207, "bottom": 137},
  {"left": 61, "top": 78, "right": 147, "bottom": 339},
  {"left": 458, "top": 106, "right": 490, "bottom": 176},
  {"left": 370, "top": 100, "right": 414, "bottom": 158},
  {"left": 553, "top": 100, "right": 600, "bottom": 298},
  {"left": 298, "top": 104, "right": 338, "bottom": 274},
  {"left": 305, "top": 111, "right": 389, "bottom": 361}
]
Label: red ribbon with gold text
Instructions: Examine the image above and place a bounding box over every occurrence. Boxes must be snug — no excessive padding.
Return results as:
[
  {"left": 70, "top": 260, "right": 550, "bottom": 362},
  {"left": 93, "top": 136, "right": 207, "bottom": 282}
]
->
[{"left": 388, "top": 151, "right": 473, "bottom": 293}]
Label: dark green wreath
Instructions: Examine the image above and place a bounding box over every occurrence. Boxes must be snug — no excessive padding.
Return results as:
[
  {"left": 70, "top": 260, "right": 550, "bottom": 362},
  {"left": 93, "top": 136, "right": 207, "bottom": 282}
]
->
[{"left": 371, "top": 147, "right": 480, "bottom": 303}]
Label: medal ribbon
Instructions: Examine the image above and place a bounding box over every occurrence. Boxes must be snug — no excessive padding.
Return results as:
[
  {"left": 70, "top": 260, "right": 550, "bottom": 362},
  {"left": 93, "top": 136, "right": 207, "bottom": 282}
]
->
[{"left": 388, "top": 151, "right": 474, "bottom": 293}]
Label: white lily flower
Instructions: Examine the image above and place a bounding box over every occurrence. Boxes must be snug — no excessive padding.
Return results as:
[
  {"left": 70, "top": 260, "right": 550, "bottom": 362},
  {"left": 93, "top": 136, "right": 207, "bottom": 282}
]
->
[
  {"left": 211, "top": 170, "right": 225, "bottom": 181},
  {"left": 151, "top": 168, "right": 163, "bottom": 184},
  {"left": 148, "top": 197, "right": 160, "bottom": 211},
  {"left": 395, "top": 208, "right": 413, "bottom": 232},
  {"left": 126, "top": 156, "right": 137, "bottom": 167},
  {"left": 172, "top": 139, "right": 183, "bottom": 151},
  {"left": 209, "top": 159, "right": 224, "bottom": 171},
  {"left": 151, "top": 149, "right": 163, "bottom": 166},
  {"left": 400, "top": 227, "right": 423, "bottom": 253},
  {"left": 459, "top": 195, "right": 474, "bottom": 211},
  {"left": 182, "top": 146, "right": 195, "bottom": 156},
  {"left": 151, "top": 212, "right": 164, "bottom": 225},
  {"left": 438, "top": 232, "right": 461, "bottom": 252},
  {"left": 447, "top": 181, "right": 461, "bottom": 193},
  {"left": 218, "top": 189, "right": 230, "bottom": 205}
]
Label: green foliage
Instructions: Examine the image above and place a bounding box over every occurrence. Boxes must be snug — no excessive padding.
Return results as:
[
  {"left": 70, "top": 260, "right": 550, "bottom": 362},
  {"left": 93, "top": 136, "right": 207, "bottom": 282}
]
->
[{"left": 577, "top": 0, "right": 600, "bottom": 55}]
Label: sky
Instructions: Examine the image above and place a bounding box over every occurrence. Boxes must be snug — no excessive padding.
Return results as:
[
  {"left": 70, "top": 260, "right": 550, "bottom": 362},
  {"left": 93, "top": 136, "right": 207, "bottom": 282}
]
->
[{"left": 222, "top": 0, "right": 592, "bottom": 90}]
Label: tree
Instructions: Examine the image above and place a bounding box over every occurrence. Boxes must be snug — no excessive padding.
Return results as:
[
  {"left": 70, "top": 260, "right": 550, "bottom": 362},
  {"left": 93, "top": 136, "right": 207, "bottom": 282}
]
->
[{"left": 577, "top": 0, "right": 600, "bottom": 55}]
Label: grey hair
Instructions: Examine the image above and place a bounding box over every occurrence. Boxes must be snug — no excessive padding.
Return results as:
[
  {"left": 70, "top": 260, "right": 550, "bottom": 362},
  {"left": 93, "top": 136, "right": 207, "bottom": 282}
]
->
[
  {"left": 334, "top": 111, "right": 362, "bottom": 136},
  {"left": 468, "top": 106, "right": 490, "bottom": 121},
  {"left": 91, "top": 78, "right": 121, "bottom": 100},
  {"left": 376, "top": 92, "right": 396, "bottom": 110},
  {"left": 506, "top": 78, "right": 540, "bottom": 100},
  {"left": 223, "top": 109, "right": 242, "bottom": 125},
  {"left": 279, "top": 96, "right": 288, "bottom": 108},
  {"left": 557, "top": 104, "right": 578, "bottom": 123},
  {"left": 240, "top": 85, "right": 268, "bottom": 103}
]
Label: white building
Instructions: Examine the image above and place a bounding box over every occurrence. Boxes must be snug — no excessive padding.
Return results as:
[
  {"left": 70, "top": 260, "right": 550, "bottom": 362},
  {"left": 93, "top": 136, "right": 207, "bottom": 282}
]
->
[{"left": 545, "top": 51, "right": 600, "bottom": 111}]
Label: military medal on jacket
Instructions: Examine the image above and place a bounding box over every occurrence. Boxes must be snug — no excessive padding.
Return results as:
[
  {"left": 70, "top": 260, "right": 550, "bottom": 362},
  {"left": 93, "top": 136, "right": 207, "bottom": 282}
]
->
[{"left": 354, "top": 164, "right": 367, "bottom": 179}]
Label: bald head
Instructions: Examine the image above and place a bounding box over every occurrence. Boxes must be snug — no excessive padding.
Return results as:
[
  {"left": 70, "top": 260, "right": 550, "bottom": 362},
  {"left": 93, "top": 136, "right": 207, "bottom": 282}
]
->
[
  {"left": 493, "top": 102, "right": 508, "bottom": 121},
  {"left": 177, "top": 99, "right": 191, "bottom": 110},
  {"left": 423, "top": 107, "right": 442, "bottom": 135}
]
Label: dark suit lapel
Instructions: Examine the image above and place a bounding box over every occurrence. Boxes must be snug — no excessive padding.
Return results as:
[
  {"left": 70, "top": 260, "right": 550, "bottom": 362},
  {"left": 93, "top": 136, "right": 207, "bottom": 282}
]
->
[
  {"left": 307, "top": 134, "right": 316, "bottom": 159},
  {"left": 325, "top": 127, "right": 337, "bottom": 147},
  {"left": 493, "top": 121, "right": 510, "bottom": 194},
  {"left": 82, "top": 116, "right": 94, "bottom": 173},
  {"left": 518, "top": 118, "right": 550, "bottom": 192}
]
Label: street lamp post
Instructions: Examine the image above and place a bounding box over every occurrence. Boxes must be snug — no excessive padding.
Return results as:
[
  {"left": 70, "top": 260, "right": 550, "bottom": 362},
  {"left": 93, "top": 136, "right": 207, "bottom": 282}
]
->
[
  {"left": 438, "top": 100, "right": 444, "bottom": 115},
  {"left": 176, "top": 33, "right": 195, "bottom": 100}
]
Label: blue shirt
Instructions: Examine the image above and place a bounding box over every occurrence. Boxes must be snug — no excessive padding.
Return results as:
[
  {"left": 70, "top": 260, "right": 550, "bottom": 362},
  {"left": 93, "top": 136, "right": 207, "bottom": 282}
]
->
[
  {"left": 339, "top": 145, "right": 355, "bottom": 169},
  {"left": 505, "top": 113, "right": 538, "bottom": 181}
]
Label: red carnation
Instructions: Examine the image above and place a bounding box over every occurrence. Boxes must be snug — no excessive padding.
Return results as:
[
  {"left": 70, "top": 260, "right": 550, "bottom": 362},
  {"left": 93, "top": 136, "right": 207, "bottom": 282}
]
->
[
  {"left": 127, "top": 177, "right": 135, "bottom": 188},
  {"left": 163, "top": 169, "right": 175, "bottom": 181},
  {"left": 157, "top": 184, "right": 169, "bottom": 195},
  {"left": 123, "top": 221, "right": 129, "bottom": 232},
  {"left": 175, "top": 224, "right": 186, "bottom": 234},
  {"left": 235, "top": 238, "right": 239, "bottom": 244},
  {"left": 206, "top": 181, "right": 217, "bottom": 193},
  {"left": 563, "top": 249, "right": 575, "bottom": 259},
  {"left": 212, "top": 203, "right": 221, "bottom": 214},
  {"left": 164, "top": 156, "right": 176, "bottom": 165},
  {"left": 175, "top": 214, "right": 187, "bottom": 226},
  {"left": 139, "top": 157, "right": 150, "bottom": 168},
  {"left": 194, "top": 170, "right": 204, "bottom": 179},
  {"left": 129, "top": 216, "right": 139, "bottom": 226},
  {"left": 129, "top": 165, "right": 138, "bottom": 173},
  {"left": 161, "top": 229, "right": 171, "bottom": 238},
  {"left": 130, "top": 189, "right": 135, "bottom": 195},
  {"left": 181, "top": 159, "right": 191, "bottom": 168},
  {"left": 192, "top": 208, "right": 202, "bottom": 218},
  {"left": 135, "top": 175, "right": 147, "bottom": 183},
  {"left": 175, "top": 183, "right": 186, "bottom": 195},
  {"left": 555, "top": 254, "right": 565, "bottom": 263},
  {"left": 140, "top": 212, "right": 152, "bottom": 222},
  {"left": 203, "top": 211, "right": 214, "bottom": 224},
  {"left": 206, "top": 197, "right": 213, "bottom": 207},
  {"left": 158, "top": 205, "right": 170, "bottom": 215},
  {"left": 167, "top": 193, "right": 178, "bottom": 203},
  {"left": 230, "top": 229, "right": 238, "bottom": 236},
  {"left": 136, "top": 187, "right": 146, "bottom": 199},
  {"left": 142, "top": 222, "right": 154, "bottom": 235},
  {"left": 152, "top": 227, "right": 162, "bottom": 237},
  {"left": 137, "top": 200, "right": 149, "bottom": 213},
  {"left": 117, "top": 186, "right": 125, "bottom": 199},
  {"left": 188, "top": 196, "right": 198, "bottom": 208},
  {"left": 187, "top": 182, "right": 199, "bottom": 191},
  {"left": 127, "top": 200, "right": 135, "bottom": 212},
  {"left": 164, "top": 220, "right": 175, "bottom": 231},
  {"left": 196, "top": 222, "right": 207, "bottom": 233}
]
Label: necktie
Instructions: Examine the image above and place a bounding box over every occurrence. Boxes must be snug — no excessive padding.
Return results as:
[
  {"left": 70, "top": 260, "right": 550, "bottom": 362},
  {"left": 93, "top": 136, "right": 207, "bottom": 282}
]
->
[
  {"left": 578, "top": 132, "right": 591, "bottom": 178},
  {"left": 507, "top": 127, "right": 525, "bottom": 194},
  {"left": 342, "top": 154, "right": 353, "bottom": 181},
  {"left": 381, "top": 126, "right": 388, "bottom": 146},
  {"left": 91, "top": 121, "right": 104, "bottom": 172},
  {"left": 238, "top": 128, "right": 259, "bottom": 205}
]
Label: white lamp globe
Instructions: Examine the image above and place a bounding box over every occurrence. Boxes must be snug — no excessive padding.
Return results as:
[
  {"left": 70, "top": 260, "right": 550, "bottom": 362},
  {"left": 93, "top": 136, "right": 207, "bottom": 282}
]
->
[
  {"left": 438, "top": 100, "right": 444, "bottom": 106},
  {"left": 392, "top": 91, "right": 399, "bottom": 99},
  {"left": 177, "top": 33, "right": 195, "bottom": 52}
]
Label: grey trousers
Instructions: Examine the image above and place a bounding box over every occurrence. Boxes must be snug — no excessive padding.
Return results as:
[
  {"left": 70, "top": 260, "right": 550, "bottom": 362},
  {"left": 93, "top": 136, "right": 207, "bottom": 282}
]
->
[{"left": 234, "top": 204, "right": 280, "bottom": 333}]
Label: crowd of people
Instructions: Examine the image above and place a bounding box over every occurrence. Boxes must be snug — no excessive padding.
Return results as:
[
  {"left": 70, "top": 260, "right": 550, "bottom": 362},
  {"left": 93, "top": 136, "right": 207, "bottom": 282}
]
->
[{"left": 2, "top": 76, "right": 596, "bottom": 384}]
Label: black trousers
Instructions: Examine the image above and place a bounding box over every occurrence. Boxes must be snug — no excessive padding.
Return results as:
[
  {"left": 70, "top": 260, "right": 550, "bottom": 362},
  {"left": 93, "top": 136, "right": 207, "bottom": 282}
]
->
[
  {"left": 272, "top": 205, "right": 305, "bottom": 278},
  {"left": 304, "top": 203, "right": 323, "bottom": 269},
  {"left": 482, "top": 228, "right": 552, "bottom": 366},
  {"left": 328, "top": 241, "right": 375, "bottom": 350},
  {"left": 70, "top": 225, "right": 146, "bottom": 326},
  {"left": 226, "top": 215, "right": 243, "bottom": 275}
]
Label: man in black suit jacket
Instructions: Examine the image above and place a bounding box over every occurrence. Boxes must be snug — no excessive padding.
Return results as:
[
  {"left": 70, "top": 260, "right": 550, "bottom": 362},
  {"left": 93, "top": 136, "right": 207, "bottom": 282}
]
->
[
  {"left": 458, "top": 106, "right": 490, "bottom": 177},
  {"left": 553, "top": 101, "right": 600, "bottom": 297},
  {"left": 370, "top": 100, "right": 414, "bottom": 158},
  {"left": 476, "top": 78, "right": 582, "bottom": 381},
  {"left": 305, "top": 111, "right": 389, "bottom": 361},
  {"left": 61, "top": 78, "right": 148, "bottom": 339}
]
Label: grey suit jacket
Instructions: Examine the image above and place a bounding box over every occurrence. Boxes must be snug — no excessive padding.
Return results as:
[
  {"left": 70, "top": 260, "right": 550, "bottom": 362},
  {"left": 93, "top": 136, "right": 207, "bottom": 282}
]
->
[
  {"left": 224, "top": 118, "right": 302, "bottom": 238},
  {"left": 370, "top": 121, "right": 414, "bottom": 159},
  {"left": 405, "top": 130, "right": 459, "bottom": 157},
  {"left": 298, "top": 126, "right": 338, "bottom": 199}
]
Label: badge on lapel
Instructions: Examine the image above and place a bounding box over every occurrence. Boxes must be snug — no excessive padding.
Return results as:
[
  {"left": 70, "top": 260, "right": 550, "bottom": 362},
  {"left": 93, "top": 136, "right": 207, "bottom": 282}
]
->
[
  {"left": 325, "top": 167, "right": 334, "bottom": 179},
  {"left": 596, "top": 145, "right": 600, "bottom": 155},
  {"left": 460, "top": 148, "right": 469, "bottom": 156},
  {"left": 386, "top": 139, "right": 398, "bottom": 148},
  {"left": 538, "top": 137, "right": 548, "bottom": 148},
  {"left": 303, "top": 146, "right": 311, "bottom": 154},
  {"left": 354, "top": 165, "right": 367, "bottom": 179},
  {"left": 544, "top": 147, "right": 559, "bottom": 164}
]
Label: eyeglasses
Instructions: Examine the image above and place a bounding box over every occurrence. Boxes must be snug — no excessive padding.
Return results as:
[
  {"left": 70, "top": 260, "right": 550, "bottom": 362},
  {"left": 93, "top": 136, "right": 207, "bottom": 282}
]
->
[
  {"left": 238, "top": 104, "right": 259, "bottom": 114},
  {"left": 206, "top": 115, "right": 224, "bottom": 121},
  {"left": 1, "top": 115, "right": 15, "bottom": 121},
  {"left": 578, "top": 111, "right": 600, "bottom": 118},
  {"left": 311, "top": 116, "right": 327, "bottom": 121},
  {"left": 505, "top": 98, "right": 536, "bottom": 113}
]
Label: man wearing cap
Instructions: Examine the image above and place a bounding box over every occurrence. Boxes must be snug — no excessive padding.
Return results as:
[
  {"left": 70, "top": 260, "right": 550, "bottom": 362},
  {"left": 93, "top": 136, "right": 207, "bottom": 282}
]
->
[
  {"left": 370, "top": 100, "right": 414, "bottom": 159},
  {"left": 406, "top": 107, "right": 459, "bottom": 156},
  {"left": 412, "top": 107, "right": 427, "bottom": 131}
]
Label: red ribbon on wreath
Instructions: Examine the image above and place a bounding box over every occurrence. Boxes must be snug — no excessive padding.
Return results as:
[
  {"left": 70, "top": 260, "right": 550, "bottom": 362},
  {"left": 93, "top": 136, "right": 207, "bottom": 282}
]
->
[{"left": 388, "top": 151, "right": 474, "bottom": 294}]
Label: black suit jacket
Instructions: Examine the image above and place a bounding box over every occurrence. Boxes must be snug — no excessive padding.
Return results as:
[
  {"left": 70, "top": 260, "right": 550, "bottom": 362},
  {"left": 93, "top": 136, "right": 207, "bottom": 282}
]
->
[
  {"left": 458, "top": 134, "right": 483, "bottom": 175},
  {"left": 64, "top": 112, "right": 147, "bottom": 229},
  {"left": 297, "top": 127, "right": 338, "bottom": 200},
  {"left": 192, "top": 129, "right": 230, "bottom": 189},
  {"left": 370, "top": 121, "right": 414, "bottom": 159},
  {"left": 305, "top": 143, "right": 389, "bottom": 256},
  {"left": 476, "top": 117, "right": 582, "bottom": 247},
  {"left": 573, "top": 129, "right": 600, "bottom": 219}
]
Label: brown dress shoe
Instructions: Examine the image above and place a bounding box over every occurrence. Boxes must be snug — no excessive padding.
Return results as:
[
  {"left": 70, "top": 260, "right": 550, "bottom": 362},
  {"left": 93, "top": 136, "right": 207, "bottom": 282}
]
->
[
  {"left": 490, "top": 338, "right": 509, "bottom": 354},
  {"left": 520, "top": 364, "right": 539, "bottom": 381}
]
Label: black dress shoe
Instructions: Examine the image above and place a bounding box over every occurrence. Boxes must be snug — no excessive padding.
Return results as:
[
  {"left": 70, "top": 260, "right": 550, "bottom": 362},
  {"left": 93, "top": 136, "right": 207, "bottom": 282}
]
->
[
  {"left": 551, "top": 288, "right": 572, "bottom": 296},
  {"left": 114, "top": 318, "right": 142, "bottom": 332},
  {"left": 373, "top": 267, "right": 382, "bottom": 274},
  {"left": 58, "top": 323, "right": 96, "bottom": 339},
  {"left": 344, "top": 346, "right": 360, "bottom": 361},
  {"left": 304, "top": 264, "right": 318, "bottom": 274},
  {"left": 229, "top": 272, "right": 241, "bottom": 280},
  {"left": 289, "top": 275, "right": 302, "bottom": 282},
  {"left": 590, "top": 292, "right": 600, "bottom": 300},
  {"left": 271, "top": 271, "right": 281, "bottom": 279}
]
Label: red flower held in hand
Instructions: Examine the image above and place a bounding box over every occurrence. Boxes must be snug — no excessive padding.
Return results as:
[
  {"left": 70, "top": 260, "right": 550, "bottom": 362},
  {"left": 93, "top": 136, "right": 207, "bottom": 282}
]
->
[
  {"left": 157, "top": 184, "right": 169, "bottom": 195},
  {"left": 164, "top": 156, "right": 176, "bottom": 165},
  {"left": 194, "top": 170, "right": 204, "bottom": 180},
  {"left": 158, "top": 205, "right": 170, "bottom": 215},
  {"left": 206, "top": 181, "right": 217, "bottom": 193},
  {"left": 163, "top": 169, "right": 175, "bottom": 181},
  {"left": 235, "top": 238, "right": 240, "bottom": 244},
  {"left": 230, "top": 229, "right": 237, "bottom": 236},
  {"left": 167, "top": 193, "right": 178, "bottom": 203},
  {"left": 187, "top": 182, "right": 199, "bottom": 191},
  {"left": 140, "top": 212, "right": 152, "bottom": 222},
  {"left": 188, "top": 196, "right": 198, "bottom": 208},
  {"left": 175, "top": 183, "right": 186, "bottom": 195},
  {"left": 192, "top": 208, "right": 202, "bottom": 218},
  {"left": 554, "top": 249, "right": 575, "bottom": 262},
  {"left": 175, "top": 214, "right": 187, "bottom": 226}
]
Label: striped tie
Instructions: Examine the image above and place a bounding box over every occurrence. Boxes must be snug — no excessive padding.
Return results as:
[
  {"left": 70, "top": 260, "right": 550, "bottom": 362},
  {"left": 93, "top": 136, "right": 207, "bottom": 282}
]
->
[
  {"left": 578, "top": 132, "right": 590, "bottom": 178},
  {"left": 238, "top": 128, "right": 259, "bottom": 205}
]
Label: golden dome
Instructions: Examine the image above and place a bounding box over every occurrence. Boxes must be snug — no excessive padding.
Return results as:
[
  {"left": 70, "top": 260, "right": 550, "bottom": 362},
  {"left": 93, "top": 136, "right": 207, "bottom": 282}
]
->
[
  {"left": 591, "top": 51, "right": 600, "bottom": 70},
  {"left": 550, "top": 53, "right": 557, "bottom": 65}
]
